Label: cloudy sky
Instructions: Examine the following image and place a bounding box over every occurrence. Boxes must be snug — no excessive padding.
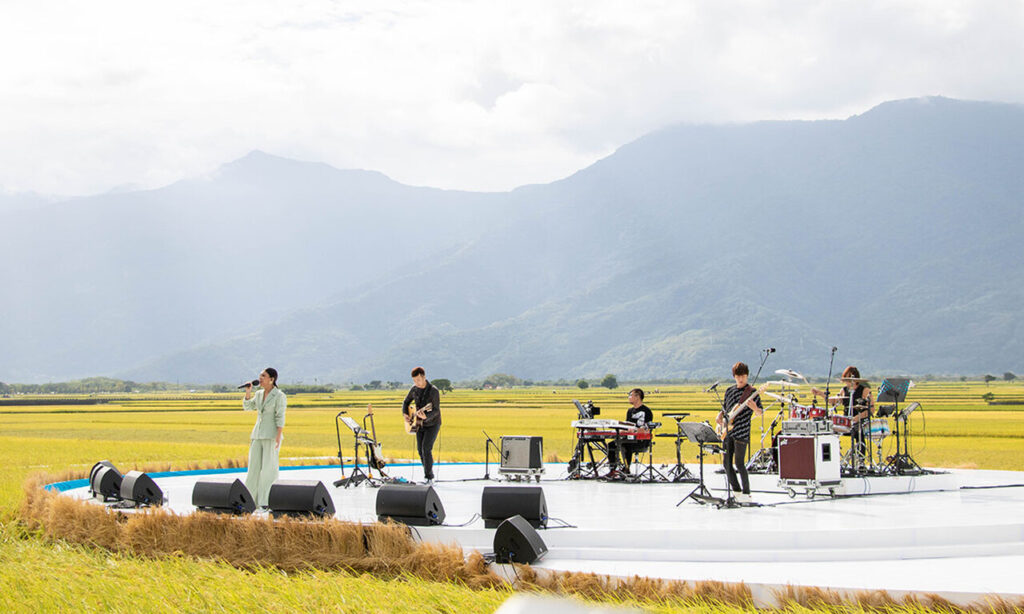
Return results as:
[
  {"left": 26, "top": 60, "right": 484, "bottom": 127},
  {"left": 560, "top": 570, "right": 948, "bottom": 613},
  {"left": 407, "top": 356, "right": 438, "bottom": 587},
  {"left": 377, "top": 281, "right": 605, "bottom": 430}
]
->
[{"left": 1, "top": 0, "right": 1022, "bottom": 196}]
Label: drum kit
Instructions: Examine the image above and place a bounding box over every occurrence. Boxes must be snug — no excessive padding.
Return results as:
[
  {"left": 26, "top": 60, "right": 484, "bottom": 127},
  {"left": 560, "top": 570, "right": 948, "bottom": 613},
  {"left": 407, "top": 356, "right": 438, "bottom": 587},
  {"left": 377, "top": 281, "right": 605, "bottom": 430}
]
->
[{"left": 746, "top": 369, "right": 894, "bottom": 476}]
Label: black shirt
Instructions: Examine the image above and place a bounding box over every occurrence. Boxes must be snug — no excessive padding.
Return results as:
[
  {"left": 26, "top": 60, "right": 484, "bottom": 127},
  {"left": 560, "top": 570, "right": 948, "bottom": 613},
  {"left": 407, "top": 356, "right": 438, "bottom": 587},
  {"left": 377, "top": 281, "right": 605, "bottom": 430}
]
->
[
  {"left": 722, "top": 384, "right": 762, "bottom": 441},
  {"left": 625, "top": 404, "right": 653, "bottom": 428},
  {"left": 402, "top": 382, "right": 442, "bottom": 427},
  {"left": 838, "top": 384, "right": 871, "bottom": 417}
]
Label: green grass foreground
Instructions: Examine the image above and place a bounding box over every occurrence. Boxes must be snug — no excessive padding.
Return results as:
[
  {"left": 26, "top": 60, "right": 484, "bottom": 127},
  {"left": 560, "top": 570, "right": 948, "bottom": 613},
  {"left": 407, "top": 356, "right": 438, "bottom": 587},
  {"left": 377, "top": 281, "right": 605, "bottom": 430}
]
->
[{"left": 3, "top": 381, "right": 1023, "bottom": 612}]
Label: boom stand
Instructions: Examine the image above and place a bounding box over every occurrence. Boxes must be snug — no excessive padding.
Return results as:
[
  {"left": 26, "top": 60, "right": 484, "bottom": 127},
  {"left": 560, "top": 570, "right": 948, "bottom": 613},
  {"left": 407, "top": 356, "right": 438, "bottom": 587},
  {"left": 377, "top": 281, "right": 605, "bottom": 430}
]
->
[
  {"left": 747, "top": 405, "right": 786, "bottom": 474},
  {"left": 676, "top": 423, "right": 724, "bottom": 507},
  {"left": 476, "top": 430, "right": 503, "bottom": 481}
]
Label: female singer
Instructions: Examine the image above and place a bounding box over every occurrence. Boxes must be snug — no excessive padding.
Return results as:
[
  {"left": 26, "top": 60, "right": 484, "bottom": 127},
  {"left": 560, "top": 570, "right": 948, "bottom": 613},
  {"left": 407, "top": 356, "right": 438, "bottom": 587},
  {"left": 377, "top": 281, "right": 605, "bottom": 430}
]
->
[{"left": 243, "top": 367, "right": 287, "bottom": 508}]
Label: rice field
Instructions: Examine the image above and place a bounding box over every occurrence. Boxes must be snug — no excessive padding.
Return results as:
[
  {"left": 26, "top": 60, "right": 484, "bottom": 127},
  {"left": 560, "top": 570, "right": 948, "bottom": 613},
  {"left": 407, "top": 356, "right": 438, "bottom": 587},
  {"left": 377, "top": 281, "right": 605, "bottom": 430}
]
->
[{"left": 2, "top": 380, "right": 1022, "bottom": 612}]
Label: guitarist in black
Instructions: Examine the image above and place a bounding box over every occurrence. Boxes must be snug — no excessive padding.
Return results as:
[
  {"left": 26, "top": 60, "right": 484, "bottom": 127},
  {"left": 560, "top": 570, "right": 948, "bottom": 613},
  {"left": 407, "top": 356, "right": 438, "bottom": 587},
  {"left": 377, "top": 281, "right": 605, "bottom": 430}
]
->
[
  {"left": 718, "top": 362, "right": 764, "bottom": 504},
  {"left": 402, "top": 366, "right": 442, "bottom": 485}
]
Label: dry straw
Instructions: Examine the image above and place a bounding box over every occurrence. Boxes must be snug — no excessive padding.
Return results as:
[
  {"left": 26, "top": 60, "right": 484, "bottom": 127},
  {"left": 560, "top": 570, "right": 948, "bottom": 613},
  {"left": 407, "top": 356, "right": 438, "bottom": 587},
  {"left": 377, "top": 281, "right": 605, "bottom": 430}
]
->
[{"left": 19, "top": 465, "right": 1024, "bottom": 613}]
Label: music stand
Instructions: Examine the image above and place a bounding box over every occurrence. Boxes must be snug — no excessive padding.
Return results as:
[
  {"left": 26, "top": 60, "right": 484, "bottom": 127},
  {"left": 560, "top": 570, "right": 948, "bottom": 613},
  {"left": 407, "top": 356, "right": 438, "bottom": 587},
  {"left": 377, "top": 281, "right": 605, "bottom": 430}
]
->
[
  {"left": 877, "top": 378, "right": 921, "bottom": 475},
  {"left": 334, "top": 416, "right": 380, "bottom": 488},
  {"left": 675, "top": 422, "right": 723, "bottom": 506}
]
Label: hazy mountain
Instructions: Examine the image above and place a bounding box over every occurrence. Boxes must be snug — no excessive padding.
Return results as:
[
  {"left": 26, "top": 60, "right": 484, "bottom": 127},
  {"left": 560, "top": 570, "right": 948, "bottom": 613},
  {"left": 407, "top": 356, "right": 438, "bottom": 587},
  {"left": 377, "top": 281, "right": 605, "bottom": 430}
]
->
[
  {"left": 0, "top": 153, "right": 508, "bottom": 381},
  {"left": 3, "top": 97, "right": 1022, "bottom": 383}
]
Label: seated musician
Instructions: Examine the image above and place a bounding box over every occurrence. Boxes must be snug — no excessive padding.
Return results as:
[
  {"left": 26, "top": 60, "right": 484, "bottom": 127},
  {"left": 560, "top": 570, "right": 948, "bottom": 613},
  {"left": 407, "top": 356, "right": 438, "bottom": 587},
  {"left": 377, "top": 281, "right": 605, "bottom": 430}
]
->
[
  {"left": 606, "top": 388, "right": 653, "bottom": 479},
  {"left": 812, "top": 366, "right": 874, "bottom": 465},
  {"left": 720, "top": 362, "right": 763, "bottom": 504}
]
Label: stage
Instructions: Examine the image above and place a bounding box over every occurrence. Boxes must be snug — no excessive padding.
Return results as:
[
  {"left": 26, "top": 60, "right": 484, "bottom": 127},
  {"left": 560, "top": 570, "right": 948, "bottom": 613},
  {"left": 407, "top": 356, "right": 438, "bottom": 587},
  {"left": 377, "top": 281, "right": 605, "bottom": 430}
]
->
[{"left": 51, "top": 461, "right": 1024, "bottom": 606}]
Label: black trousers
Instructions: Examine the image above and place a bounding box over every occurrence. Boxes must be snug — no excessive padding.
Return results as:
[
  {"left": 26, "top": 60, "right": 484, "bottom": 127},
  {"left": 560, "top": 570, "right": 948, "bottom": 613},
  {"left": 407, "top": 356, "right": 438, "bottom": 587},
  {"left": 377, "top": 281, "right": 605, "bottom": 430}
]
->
[
  {"left": 723, "top": 437, "right": 750, "bottom": 495},
  {"left": 416, "top": 423, "right": 440, "bottom": 480},
  {"left": 607, "top": 439, "right": 648, "bottom": 469}
]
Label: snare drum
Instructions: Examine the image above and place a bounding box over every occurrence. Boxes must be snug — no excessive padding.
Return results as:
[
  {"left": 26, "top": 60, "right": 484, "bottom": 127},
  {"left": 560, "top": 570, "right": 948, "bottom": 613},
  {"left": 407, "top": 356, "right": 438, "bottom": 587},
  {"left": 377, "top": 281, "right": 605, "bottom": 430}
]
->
[
  {"left": 864, "top": 418, "right": 891, "bottom": 441},
  {"left": 831, "top": 415, "right": 852, "bottom": 434},
  {"left": 790, "top": 404, "right": 826, "bottom": 420}
]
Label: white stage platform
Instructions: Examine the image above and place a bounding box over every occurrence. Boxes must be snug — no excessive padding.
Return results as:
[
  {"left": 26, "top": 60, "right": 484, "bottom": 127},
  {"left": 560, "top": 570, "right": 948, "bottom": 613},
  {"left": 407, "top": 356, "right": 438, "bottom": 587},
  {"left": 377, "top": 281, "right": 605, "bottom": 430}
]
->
[{"left": 53, "top": 461, "right": 1024, "bottom": 605}]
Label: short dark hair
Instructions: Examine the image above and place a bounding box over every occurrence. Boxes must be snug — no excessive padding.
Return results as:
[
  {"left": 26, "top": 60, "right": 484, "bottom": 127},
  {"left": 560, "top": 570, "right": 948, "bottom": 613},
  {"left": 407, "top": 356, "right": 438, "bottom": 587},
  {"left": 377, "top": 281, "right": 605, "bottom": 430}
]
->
[
  {"left": 732, "top": 362, "right": 749, "bottom": 376},
  {"left": 264, "top": 367, "right": 278, "bottom": 387},
  {"left": 410, "top": 366, "right": 425, "bottom": 378},
  {"left": 630, "top": 388, "right": 644, "bottom": 401}
]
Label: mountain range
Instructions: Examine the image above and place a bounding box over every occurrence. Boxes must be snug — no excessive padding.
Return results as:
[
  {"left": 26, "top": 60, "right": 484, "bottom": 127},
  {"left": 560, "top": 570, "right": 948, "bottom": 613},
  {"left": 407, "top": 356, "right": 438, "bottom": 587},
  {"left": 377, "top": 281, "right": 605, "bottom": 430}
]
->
[{"left": 2, "top": 96, "right": 1021, "bottom": 384}]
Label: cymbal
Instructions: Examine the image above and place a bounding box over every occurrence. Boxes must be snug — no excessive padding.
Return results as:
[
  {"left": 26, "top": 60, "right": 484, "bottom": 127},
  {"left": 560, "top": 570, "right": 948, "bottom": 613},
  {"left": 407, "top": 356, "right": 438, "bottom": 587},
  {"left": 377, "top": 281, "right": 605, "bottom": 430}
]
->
[
  {"left": 763, "top": 391, "right": 790, "bottom": 402},
  {"left": 840, "top": 377, "right": 869, "bottom": 382},
  {"left": 774, "top": 368, "right": 808, "bottom": 382},
  {"left": 766, "top": 379, "right": 801, "bottom": 387}
]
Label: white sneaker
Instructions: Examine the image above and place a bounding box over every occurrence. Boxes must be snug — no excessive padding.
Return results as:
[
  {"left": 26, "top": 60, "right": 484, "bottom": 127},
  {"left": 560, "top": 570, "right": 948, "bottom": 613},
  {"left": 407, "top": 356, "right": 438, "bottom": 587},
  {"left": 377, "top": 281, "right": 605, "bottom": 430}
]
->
[
  {"left": 734, "top": 493, "right": 751, "bottom": 504},
  {"left": 424, "top": 479, "right": 434, "bottom": 486}
]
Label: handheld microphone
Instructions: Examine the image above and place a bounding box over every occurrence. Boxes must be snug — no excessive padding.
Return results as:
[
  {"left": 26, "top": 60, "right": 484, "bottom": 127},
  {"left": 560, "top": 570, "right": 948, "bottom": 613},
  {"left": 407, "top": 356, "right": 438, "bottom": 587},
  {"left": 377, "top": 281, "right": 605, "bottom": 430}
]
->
[
  {"left": 237, "top": 379, "right": 259, "bottom": 390},
  {"left": 704, "top": 381, "right": 720, "bottom": 393}
]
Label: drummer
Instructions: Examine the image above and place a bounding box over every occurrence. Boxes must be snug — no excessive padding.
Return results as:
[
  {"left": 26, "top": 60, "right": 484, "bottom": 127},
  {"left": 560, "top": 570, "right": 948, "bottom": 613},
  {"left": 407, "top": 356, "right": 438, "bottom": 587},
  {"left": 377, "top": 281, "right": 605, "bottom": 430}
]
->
[{"left": 812, "top": 366, "right": 874, "bottom": 465}]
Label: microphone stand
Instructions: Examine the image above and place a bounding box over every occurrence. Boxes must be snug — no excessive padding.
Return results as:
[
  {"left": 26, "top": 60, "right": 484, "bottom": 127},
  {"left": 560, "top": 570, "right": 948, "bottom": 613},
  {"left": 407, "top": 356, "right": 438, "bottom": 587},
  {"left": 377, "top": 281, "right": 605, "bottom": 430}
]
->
[
  {"left": 823, "top": 347, "right": 837, "bottom": 411},
  {"left": 482, "top": 430, "right": 502, "bottom": 480},
  {"left": 457, "top": 430, "right": 503, "bottom": 482},
  {"left": 747, "top": 347, "right": 773, "bottom": 463}
]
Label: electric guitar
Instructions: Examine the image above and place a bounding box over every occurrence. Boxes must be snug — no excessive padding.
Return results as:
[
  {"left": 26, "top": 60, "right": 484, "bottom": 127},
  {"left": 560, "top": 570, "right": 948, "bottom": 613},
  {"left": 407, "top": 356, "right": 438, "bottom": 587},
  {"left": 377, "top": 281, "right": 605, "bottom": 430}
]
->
[
  {"left": 404, "top": 402, "right": 432, "bottom": 434},
  {"left": 365, "top": 404, "right": 387, "bottom": 470},
  {"left": 716, "top": 383, "right": 769, "bottom": 438}
]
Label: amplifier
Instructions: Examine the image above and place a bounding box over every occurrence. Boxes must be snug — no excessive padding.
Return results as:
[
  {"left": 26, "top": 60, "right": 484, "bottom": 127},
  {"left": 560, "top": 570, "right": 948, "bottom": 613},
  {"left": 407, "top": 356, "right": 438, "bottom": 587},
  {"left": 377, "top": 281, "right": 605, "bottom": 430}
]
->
[
  {"left": 778, "top": 434, "right": 840, "bottom": 484},
  {"left": 781, "top": 419, "right": 833, "bottom": 435},
  {"left": 500, "top": 436, "right": 544, "bottom": 477}
]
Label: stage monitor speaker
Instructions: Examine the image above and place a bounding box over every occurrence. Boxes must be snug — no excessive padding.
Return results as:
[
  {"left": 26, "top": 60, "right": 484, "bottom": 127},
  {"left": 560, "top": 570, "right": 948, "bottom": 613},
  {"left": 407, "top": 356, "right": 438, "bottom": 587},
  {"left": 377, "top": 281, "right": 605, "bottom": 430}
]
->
[
  {"left": 267, "top": 480, "right": 335, "bottom": 518},
  {"left": 493, "top": 514, "right": 547, "bottom": 564},
  {"left": 89, "top": 461, "right": 122, "bottom": 501},
  {"left": 481, "top": 486, "right": 548, "bottom": 529},
  {"left": 500, "top": 436, "right": 543, "bottom": 471},
  {"left": 120, "top": 471, "right": 163, "bottom": 506},
  {"left": 192, "top": 477, "right": 256, "bottom": 515},
  {"left": 375, "top": 484, "right": 445, "bottom": 526}
]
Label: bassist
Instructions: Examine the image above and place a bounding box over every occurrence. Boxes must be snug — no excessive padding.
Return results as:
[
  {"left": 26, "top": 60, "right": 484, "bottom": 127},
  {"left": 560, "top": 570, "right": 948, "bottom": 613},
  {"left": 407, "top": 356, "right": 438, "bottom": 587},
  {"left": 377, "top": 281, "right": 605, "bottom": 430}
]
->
[
  {"left": 402, "top": 366, "right": 442, "bottom": 485},
  {"left": 719, "top": 362, "right": 764, "bottom": 503}
]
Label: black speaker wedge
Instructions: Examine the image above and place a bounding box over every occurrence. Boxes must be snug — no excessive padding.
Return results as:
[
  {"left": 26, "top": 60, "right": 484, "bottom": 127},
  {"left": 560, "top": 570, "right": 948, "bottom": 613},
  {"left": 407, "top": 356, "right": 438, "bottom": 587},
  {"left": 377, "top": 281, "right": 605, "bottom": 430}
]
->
[
  {"left": 481, "top": 486, "right": 548, "bottom": 529},
  {"left": 375, "top": 484, "right": 445, "bottom": 526},
  {"left": 120, "top": 471, "right": 163, "bottom": 506},
  {"left": 267, "top": 480, "right": 335, "bottom": 518},
  {"left": 493, "top": 514, "right": 548, "bottom": 564},
  {"left": 192, "top": 477, "right": 256, "bottom": 515},
  {"left": 89, "top": 461, "right": 122, "bottom": 501}
]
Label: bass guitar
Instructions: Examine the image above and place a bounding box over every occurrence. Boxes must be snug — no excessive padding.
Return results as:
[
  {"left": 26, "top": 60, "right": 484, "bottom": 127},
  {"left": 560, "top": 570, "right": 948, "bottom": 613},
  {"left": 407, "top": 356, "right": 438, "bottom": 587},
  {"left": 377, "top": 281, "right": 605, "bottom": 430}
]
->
[{"left": 716, "top": 383, "right": 769, "bottom": 438}]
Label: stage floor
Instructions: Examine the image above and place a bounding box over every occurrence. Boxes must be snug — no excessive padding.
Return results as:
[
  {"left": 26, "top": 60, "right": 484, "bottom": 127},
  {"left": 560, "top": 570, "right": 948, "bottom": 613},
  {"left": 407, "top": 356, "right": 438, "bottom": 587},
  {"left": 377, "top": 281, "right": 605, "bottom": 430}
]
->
[{"left": 54, "top": 461, "right": 1024, "bottom": 604}]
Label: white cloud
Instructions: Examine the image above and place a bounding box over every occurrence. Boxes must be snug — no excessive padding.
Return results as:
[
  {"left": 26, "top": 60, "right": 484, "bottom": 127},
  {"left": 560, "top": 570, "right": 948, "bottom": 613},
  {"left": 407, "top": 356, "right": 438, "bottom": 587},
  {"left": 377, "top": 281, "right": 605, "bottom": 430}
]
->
[{"left": 0, "top": 0, "right": 1022, "bottom": 195}]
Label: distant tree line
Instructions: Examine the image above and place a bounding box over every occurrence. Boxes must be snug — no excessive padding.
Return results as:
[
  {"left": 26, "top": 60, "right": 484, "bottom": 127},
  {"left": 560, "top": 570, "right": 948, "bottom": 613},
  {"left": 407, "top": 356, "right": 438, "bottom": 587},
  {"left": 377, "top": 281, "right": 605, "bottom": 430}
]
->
[
  {"left": 1, "top": 372, "right": 1017, "bottom": 397},
  {"left": 1, "top": 377, "right": 189, "bottom": 395}
]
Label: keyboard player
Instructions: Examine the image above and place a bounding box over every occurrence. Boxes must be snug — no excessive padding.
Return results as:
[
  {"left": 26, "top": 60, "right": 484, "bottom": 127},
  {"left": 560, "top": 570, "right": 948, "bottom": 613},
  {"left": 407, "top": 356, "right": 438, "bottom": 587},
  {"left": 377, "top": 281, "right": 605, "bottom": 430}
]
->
[{"left": 606, "top": 388, "right": 654, "bottom": 478}]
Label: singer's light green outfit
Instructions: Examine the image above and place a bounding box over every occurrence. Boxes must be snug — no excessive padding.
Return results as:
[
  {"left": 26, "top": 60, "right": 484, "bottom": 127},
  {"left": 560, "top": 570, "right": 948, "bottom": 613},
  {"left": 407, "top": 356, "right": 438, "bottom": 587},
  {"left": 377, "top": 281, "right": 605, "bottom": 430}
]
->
[{"left": 243, "top": 387, "right": 287, "bottom": 507}]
